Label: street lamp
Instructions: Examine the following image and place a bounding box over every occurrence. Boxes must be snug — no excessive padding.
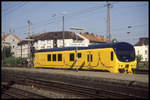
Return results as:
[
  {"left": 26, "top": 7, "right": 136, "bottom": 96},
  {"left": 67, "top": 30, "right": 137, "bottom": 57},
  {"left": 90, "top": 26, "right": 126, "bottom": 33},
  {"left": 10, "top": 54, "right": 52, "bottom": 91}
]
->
[{"left": 70, "top": 27, "right": 85, "bottom": 72}]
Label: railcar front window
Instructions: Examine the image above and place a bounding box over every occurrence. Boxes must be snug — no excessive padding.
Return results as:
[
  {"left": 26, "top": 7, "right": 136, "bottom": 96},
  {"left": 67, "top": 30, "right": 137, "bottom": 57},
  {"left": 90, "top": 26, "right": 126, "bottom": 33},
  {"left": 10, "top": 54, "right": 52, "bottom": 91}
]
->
[{"left": 116, "top": 43, "right": 135, "bottom": 62}]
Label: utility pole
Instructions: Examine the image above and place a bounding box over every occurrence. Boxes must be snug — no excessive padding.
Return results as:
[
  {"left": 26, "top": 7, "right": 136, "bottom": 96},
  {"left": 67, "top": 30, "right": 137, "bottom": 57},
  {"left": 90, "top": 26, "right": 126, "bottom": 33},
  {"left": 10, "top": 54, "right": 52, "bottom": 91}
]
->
[
  {"left": 106, "top": 2, "right": 111, "bottom": 42},
  {"left": 2, "top": 32, "right": 5, "bottom": 65},
  {"left": 27, "top": 20, "right": 31, "bottom": 67},
  {"left": 70, "top": 27, "right": 85, "bottom": 72},
  {"left": 62, "top": 15, "right": 65, "bottom": 47}
]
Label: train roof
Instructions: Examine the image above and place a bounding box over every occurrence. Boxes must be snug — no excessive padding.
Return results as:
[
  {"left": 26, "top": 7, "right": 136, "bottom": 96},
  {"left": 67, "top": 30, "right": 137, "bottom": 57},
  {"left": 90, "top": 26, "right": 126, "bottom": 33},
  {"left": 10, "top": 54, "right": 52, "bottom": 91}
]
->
[{"left": 35, "top": 42, "right": 133, "bottom": 53}]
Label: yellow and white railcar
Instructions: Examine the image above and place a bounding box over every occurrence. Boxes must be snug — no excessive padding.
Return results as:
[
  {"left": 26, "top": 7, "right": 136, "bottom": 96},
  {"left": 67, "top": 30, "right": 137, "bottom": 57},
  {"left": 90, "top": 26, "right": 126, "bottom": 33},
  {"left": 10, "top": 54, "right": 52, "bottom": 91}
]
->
[{"left": 33, "top": 42, "right": 136, "bottom": 74}]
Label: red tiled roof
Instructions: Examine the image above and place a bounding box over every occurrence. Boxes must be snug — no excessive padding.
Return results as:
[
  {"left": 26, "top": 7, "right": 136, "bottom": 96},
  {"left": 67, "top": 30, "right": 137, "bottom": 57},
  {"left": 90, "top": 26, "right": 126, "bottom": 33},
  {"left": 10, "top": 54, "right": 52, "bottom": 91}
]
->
[
  {"left": 134, "top": 37, "right": 149, "bottom": 46},
  {"left": 80, "top": 32, "right": 108, "bottom": 43},
  {"left": 2, "top": 33, "right": 21, "bottom": 41},
  {"left": 26, "top": 31, "right": 83, "bottom": 40}
]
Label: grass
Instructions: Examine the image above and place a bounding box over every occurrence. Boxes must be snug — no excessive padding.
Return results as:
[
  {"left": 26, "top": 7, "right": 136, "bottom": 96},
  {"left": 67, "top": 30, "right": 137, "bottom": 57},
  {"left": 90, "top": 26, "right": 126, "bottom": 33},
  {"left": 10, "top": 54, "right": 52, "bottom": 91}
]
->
[
  {"left": 2, "top": 56, "right": 28, "bottom": 67},
  {"left": 137, "top": 62, "right": 149, "bottom": 70}
]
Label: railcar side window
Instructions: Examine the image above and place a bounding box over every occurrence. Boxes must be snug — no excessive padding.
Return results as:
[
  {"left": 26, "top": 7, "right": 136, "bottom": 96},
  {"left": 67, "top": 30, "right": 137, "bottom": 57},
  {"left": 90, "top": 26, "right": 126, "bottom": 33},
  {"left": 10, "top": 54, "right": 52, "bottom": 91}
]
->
[
  {"left": 47, "top": 54, "right": 51, "bottom": 61},
  {"left": 70, "top": 53, "right": 74, "bottom": 61},
  {"left": 53, "top": 54, "right": 56, "bottom": 61},
  {"left": 78, "top": 53, "right": 82, "bottom": 58},
  {"left": 91, "top": 54, "right": 93, "bottom": 62},
  {"left": 111, "top": 51, "right": 113, "bottom": 61},
  {"left": 58, "top": 54, "right": 62, "bottom": 61},
  {"left": 87, "top": 54, "right": 90, "bottom": 62}
]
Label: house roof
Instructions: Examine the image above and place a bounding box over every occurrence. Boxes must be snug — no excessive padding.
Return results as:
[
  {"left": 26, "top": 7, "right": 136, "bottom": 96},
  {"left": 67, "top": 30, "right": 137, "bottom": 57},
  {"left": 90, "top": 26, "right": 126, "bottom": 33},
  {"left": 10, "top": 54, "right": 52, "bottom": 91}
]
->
[
  {"left": 27, "top": 31, "right": 83, "bottom": 40},
  {"left": 18, "top": 31, "right": 108, "bottom": 45},
  {"left": 2, "top": 33, "right": 21, "bottom": 41},
  {"left": 18, "top": 31, "right": 83, "bottom": 45},
  {"left": 134, "top": 37, "right": 149, "bottom": 46},
  {"left": 80, "top": 32, "right": 108, "bottom": 43}
]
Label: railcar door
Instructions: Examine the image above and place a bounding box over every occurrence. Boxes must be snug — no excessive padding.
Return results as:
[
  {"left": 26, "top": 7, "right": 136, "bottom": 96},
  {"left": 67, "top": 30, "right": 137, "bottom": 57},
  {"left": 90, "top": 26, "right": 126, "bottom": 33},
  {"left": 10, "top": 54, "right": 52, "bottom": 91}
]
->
[
  {"left": 85, "top": 51, "right": 91, "bottom": 69},
  {"left": 86, "top": 50, "right": 99, "bottom": 69}
]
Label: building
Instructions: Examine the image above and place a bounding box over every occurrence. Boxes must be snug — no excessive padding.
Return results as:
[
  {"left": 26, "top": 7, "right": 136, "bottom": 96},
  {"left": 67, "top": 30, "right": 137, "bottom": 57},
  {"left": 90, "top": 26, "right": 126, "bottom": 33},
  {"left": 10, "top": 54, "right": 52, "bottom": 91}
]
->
[
  {"left": 79, "top": 32, "right": 108, "bottom": 44},
  {"left": 16, "top": 31, "right": 108, "bottom": 58},
  {"left": 2, "top": 33, "right": 21, "bottom": 57},
  {"left": 134, "top": 37, "right": 149, "bottom": 61}
]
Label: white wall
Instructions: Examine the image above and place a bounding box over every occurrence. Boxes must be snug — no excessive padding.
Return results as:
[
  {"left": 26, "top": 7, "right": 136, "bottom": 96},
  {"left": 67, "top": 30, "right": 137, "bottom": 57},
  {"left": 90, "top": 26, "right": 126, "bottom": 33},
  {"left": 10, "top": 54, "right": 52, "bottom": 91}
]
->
[
  {"left": 134, "top": 45, "right": 149, "bottom": 61},
  {"left": 16, "top": 34, "right": 92, "bottom": 58},
  {"left": 15, "top": 44, "right": 29, "bottom": 58},
  {"left": 3, "top": 35, "right": 20, "bottom": 57},
  {"left": 36, "top": 40, "right": 53, "bottom": 50}
]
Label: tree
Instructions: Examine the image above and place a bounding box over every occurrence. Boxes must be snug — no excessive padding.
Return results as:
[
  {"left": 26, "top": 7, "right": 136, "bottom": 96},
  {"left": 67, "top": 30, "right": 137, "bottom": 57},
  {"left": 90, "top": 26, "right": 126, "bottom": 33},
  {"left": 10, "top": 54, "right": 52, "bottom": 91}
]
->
[
  {"left": 136, "top": 55, "right": 143, "bottom": 63},
  {"left": 136, "top": 55, "right": 143, "bottom": 68},
  {"left": 3, "top": 46, "right": 13, "bottom": 58}
]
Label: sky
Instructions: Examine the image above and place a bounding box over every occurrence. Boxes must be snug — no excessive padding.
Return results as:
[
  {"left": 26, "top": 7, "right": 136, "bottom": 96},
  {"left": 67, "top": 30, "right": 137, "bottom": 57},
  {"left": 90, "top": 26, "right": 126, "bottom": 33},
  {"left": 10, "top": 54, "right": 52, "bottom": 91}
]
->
[{"left": 2, "top": 1, "right": 149, "bottom": 45}]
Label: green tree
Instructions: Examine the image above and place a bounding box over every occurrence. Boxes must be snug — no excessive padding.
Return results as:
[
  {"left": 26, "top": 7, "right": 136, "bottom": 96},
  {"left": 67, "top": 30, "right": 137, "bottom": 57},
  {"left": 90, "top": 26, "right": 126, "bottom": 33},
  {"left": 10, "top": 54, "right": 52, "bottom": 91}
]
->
[
  {"left": 136, "top": 55, "right": 143, "bottom": 63},
  {"left": 136, "top": 55, "right": 143, "bottom": 68},
  {"left": 3, "top": 46, "right": 13, "bottom": 58}
]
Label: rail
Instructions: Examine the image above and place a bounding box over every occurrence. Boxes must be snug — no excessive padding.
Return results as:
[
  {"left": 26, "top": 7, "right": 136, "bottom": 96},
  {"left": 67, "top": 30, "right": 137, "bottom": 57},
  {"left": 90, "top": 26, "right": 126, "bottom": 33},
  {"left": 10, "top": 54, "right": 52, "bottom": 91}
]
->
[
  {"left": 2, "top": 71, "right": 148, "bottom": 99},
  {"left": 1, "top": 82, "right": 49, "bottom": 99},
  {"left": 135, "top": 69, "right": 149, "bottom": 74}
]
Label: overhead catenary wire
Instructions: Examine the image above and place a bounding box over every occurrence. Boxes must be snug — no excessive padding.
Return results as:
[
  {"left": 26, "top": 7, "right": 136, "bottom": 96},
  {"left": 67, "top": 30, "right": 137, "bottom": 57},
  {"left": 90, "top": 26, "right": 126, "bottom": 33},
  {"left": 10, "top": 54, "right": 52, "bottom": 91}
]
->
[
  {"left": 3, "top": 2, "right": 27, "bottom": 16},
  {"left": 10, "top": 3, "right": 146, "bottom": 31},
  {"left": 4, "top": 2, "right": 148, "bottom": 39},
  {"left": 2, "top": 2, "right": 21, "bottom": 12},
  {"left": 30, "top": 5, "right": 106, "bottom": 31},
  {"left": 9, "top": 4, "right": 105, "bottom": 31},
  {"left": 111, "top": 24, "right": 148, "bottom": 31}
]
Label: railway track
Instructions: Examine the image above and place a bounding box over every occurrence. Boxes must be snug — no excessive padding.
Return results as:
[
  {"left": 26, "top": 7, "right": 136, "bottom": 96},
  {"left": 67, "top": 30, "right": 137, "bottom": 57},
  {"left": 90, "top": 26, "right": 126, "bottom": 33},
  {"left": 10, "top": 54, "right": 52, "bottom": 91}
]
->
[
  {"left": 2, "top": 71, "right": 148, "bottom": 99},
  {"left": 135, "top": 69, "right": 149, "bottom": 74},
  {"left": 1, "top": 82, "right": 49, "bottom": 99},
  {"left": 3, "top": 66, "right": 149, "bottom": 74}
]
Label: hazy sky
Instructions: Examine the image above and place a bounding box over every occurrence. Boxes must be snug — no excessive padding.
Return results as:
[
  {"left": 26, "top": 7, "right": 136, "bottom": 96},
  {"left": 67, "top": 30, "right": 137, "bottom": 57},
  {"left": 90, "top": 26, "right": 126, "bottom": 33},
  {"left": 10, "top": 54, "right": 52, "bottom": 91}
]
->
[{"left": 2, "top": 1, "right": 148, "bottom": 45}]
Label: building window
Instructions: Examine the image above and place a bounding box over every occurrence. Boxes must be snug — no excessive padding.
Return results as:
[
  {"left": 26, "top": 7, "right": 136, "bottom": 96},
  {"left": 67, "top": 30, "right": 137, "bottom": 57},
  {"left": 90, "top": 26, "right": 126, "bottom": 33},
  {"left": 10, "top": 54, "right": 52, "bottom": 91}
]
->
[
  {"left": 41, "top": 46, "right": 45, "bottom": 49},
  {"left": 47, "top": 46, "right": 51, "bottom": 48},
  {"left": 145, "top": 58, "right": 147, "bottom": 61},
  {"left": 53, "top": 54, "right": 56, "bottom": 61},
  {"left": 145, "top": 50, "right": 147, "bottom": 55},
  {"left": 70, "top": 53, "right": 74, "bottom": 61},
  {"left": 47, "top": 54, "right": 51, "bottom": 61},
  {"left": 47, "top": 41, "right": 51, "bottom": 43},
  {"left": 58, "top": 54, "right": 62, "bottom": 61},
  {"left": 137, "top": 50, "right": 139, "bottom": 55}
]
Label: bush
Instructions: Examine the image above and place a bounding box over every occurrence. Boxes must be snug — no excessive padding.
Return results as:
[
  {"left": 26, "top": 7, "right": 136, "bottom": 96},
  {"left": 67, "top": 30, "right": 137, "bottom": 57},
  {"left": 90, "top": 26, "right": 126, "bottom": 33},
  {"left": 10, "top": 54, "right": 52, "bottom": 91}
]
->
[
  {"left": 3, "top": 56, "right": 28, "bottom": 66},
  {"left": 138, "top": 61, "right": 149, "bottom": 70}
]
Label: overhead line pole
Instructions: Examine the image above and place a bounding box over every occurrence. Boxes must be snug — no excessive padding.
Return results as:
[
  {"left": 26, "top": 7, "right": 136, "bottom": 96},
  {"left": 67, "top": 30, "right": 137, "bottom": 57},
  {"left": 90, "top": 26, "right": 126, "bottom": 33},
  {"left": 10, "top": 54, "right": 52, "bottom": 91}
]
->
[
  {"left": 106, "top": 2, "right": 111, "bottom": 42},
  {"left": 62, "top": 15, "right": 65, "bottom": 47},
  {"left": 27, "top": 20, "right": 31, "bottom": 67}
]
